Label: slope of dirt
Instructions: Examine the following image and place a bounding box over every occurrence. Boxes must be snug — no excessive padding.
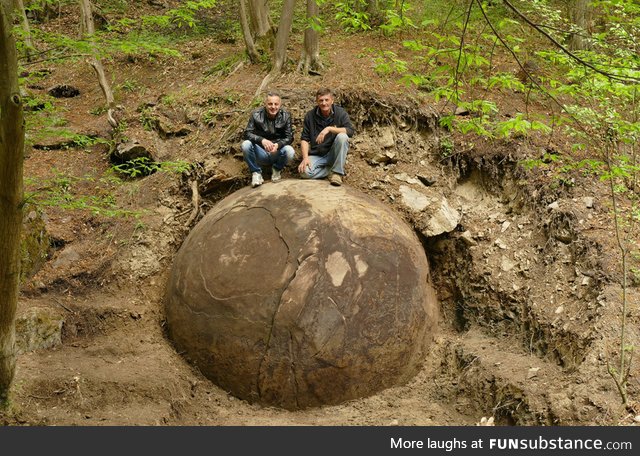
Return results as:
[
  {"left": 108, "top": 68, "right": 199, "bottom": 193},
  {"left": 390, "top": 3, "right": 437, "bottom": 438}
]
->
[{"left": 3, "top": 4, "right": 640, "bottom": 426}]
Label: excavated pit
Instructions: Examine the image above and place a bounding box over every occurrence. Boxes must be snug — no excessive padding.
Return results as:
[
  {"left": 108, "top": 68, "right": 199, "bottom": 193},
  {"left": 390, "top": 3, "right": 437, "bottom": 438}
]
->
[
  {"left": 178, "top": 91, "right": 618, "bottom": 423},
  {"left": 424, "top": 158, "right": 609, "bottom": 424}
]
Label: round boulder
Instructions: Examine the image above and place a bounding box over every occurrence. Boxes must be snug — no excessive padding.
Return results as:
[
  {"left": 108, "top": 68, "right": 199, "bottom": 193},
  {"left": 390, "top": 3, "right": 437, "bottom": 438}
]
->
[{"left": 165, "top": 180, "right": 437, "bottom": 409}]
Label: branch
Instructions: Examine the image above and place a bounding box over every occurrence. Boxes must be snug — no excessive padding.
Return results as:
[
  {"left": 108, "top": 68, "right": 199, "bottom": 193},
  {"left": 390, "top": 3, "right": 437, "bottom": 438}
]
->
[
  {"left": 80, "top": 0, "right": 117, "bottom": 129},
  {"left": 472, "top": 0, "right": 600, "bottom": 143},
  {"left": 21, "top": 53, "right": 91, "bottom": 65},
  {"left": 184, "top": 180, "right": 200, "bottom": 227},
  {"left": 500, "top": 0, "right": 640, "bottom": 83}
]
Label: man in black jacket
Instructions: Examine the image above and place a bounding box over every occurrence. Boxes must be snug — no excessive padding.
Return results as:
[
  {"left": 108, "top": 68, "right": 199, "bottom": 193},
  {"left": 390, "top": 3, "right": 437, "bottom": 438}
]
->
[
  {"left": 241, "top": 92, "right": 294, "bottom": 187},
  {"left": 298, "top": 88, "right": 354, "bottom": 186}
]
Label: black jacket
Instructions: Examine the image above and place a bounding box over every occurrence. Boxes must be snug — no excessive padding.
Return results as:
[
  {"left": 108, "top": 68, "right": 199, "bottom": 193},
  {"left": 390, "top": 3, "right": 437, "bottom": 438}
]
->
[
  {"left": 301, "top": 105, "right": 354, "bottom": 156},
  {"left": 244, "top": 107, "right": 293, "bottom": 150}
]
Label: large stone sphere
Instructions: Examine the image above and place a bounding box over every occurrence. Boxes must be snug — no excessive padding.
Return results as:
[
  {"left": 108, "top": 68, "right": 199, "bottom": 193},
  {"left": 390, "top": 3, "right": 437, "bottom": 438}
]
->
[{"left": 165, "top": 180, "right": 437, "bottom": 409}]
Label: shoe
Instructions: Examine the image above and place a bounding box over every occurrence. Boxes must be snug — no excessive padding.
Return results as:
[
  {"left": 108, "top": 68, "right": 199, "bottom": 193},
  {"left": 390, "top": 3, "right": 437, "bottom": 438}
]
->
[
  {"left": 271, "top": 167, "right": 282, "bottom": 182},
  {"left": 251, "top": 172, "right": 263, "bottom": 187},
  {"left": 329, "top": 173, "right": 343, "bottom": 186}
]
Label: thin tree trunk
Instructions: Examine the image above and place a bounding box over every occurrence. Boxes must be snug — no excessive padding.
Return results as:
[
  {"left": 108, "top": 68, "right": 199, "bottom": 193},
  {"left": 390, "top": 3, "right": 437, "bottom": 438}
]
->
[
  {"left": 79, "top": 0, "right": 117, "bottom": 128},
  {"left": 298, "top": 0, "right": 323, "bottom": 74},
  {"left": 248, "top": 0, "right": 274, "bottom": 54},
  {"left": 256, "top": 0, "right": 296, "bottom": 96},
  {"left": 14, "top": 0, "right": 35, "bottom": 61},
  {"left": 240, "top": 0, "right": 260, "bottom": 63},
  {"left": 0, "top": 0, "right": 25, "bottom": 405},
  {"left": 569, "top": 0, "right": 590, "bottom": 51},
  {"left": 604, "top": 141, "right": 631, "bottom": 407}
]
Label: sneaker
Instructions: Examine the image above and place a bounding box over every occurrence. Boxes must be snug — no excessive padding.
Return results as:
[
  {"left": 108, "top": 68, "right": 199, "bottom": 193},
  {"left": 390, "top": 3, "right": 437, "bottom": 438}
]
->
[
  {"left": 329, "top": 172, "right": 343, "bottom": 186},
  {"left": 271, "top": 167, "right": 282, "bottom": 182},
  {"left": 251, "top": 172, "right": 263, "bottom": 188}
]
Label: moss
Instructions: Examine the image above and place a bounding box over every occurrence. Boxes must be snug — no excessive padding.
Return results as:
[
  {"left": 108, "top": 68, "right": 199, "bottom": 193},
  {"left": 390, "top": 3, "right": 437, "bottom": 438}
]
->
[
  {"left": 19, "top": 207, "right": 50, "bottom": 283},
  {"left": 15, "top": 308, "right": 64, "bottom": 354}
]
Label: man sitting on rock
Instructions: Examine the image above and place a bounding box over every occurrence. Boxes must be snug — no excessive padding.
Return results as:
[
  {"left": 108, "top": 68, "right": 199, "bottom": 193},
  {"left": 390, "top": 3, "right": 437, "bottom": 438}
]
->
[
  {"left": 298, "top": 88, "right": 355, "bottom": 186},
  {"left": 241, "top": 91, "right": 294, "bottom": 187}
]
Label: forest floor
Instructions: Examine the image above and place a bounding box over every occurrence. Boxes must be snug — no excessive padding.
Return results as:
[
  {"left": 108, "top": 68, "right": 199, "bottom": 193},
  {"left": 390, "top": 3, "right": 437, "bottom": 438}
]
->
[{"left": 2, "top": 3, "right": 640, "bottom": 426}]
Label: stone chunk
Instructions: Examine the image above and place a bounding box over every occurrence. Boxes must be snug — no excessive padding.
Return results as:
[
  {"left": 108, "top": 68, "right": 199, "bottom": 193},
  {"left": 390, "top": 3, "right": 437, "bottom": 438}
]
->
[
  {"left": 419, "top": 197, "right": 461, "bottom": 237},
  {"left": 111, "top": 141, "right": 154, "bottom": 164},
  {"left": 379, "top": 126, "right": 395, "bottom": 149},
  {"left": 363, "top": 149, "right": 397, "bottom": 165},
  {"left": 399, "top": 185, "right": 429, "bottom": 212}
]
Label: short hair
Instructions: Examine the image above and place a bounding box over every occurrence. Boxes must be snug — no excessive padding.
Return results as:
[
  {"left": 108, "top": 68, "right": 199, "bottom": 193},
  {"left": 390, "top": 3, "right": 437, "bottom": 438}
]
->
[
  {"left": 315, "top": 88, "right": 334, "bottom": 98},
  {"left": 266, "top": 91, "right": 281, "bottom": 99}
]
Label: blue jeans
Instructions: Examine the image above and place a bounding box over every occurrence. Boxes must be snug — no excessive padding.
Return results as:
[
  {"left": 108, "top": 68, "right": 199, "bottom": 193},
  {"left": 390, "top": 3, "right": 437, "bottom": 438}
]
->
[
  {"left": 241, "top": 140, "right": 295, "bottom": 174},
  {"left": 300, "top": 133, "right": 349, "bottom": 179}
]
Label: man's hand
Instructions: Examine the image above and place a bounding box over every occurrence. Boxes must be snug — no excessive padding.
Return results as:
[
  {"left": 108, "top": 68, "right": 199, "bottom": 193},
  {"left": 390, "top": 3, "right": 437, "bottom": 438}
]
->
[
  {"left": 298, "top": 157, "right": 311, "bottom": 174},
  {"left": 315, "top": 127, "right": 332, "bottom": 144},
  {"left": 261, "top": 139, "right": 278, "bottom": 153}
]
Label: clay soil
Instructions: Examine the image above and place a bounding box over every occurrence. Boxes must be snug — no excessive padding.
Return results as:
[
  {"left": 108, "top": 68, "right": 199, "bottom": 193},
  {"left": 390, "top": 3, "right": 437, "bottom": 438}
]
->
[{"left": 2, "top": 3, "right": 640, "bottom": 426}]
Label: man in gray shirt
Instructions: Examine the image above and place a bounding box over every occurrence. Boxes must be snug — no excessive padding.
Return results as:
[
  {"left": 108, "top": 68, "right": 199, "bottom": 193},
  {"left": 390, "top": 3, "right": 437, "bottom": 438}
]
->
[{"left": 298, "top": 88, "right": 354, "bottom": 186}]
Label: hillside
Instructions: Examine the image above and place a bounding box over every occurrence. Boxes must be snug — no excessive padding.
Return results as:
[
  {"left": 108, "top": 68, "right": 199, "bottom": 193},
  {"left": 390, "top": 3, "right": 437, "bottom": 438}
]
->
[{"left": 2, "top": 1, "right": 639, "bottom": 425}]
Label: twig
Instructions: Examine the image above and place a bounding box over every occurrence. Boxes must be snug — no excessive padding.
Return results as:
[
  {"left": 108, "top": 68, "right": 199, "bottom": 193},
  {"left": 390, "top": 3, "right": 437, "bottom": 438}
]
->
[
  {"left": 227, "top": 61, "right": 244, "bottom": 77},
  {"left": 52, "top": 298, "right": 74, "bottom": 313},
  {"left": 22, "top": 53, "right": 91, "bottom": 66},
  {"left": 28, "top": 393, "right": 61, "bottom": 400},
  {"left": 453, "top": 0, "right": 474, "bottom": 111}
]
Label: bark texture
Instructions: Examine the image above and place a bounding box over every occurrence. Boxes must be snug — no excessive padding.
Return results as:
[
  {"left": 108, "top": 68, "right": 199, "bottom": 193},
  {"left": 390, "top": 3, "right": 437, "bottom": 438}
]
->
[
  {"left": 569, "top": 0, "right": 591, "bottom": 51},
  {"left": 0, "top": 0, "right": 25, "bottom": 405},
  {"left": 248, "top": 0, "right": 272, "bottom": 38},
  {"left": 298, "top": 0, "right": 324, "bottom": 74}
]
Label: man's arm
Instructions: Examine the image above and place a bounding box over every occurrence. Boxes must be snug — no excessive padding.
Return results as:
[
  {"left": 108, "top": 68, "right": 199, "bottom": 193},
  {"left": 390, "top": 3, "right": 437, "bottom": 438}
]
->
[
  {"left": 316, "top": 126, "right": 346, "bottom": 144},
  {"left": 300, "top": 111, "right": 313, "bottom": 145},
  {"left": 244, "top": 112, "right": 263, "bottom": 144},
  {"left": 298, "top": 140, "right": 311, "bottom": 173},
  {"left": 337, "top": 107, "right": 355, "bottom": 137},
  {"left": 315, "top": 108, "right": 354, "bottom": 144}
]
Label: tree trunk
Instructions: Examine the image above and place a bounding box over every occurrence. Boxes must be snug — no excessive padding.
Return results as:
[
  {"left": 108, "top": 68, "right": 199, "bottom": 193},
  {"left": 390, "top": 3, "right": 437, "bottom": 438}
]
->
[
  {"left": 248, "top": 0, "right": 274, "bottom": 53},
  {"left": 14, "top": 0, "right": 35, "bottom": 61},
  {"left": 256, "top": 0, "right": 296, "bottom": 95},
  {"left": 240, "top": 0, "right": 260, "bottom": 63},
  {"left": 569, "top": 0, "right": 590, "bottom": 51},
  {"left": 0, "top": 0, "right": 25, "bottom": 406},
  {"left": 248, "top": 0, "right": 272, "bottom": 37},
  {"left": 298, "top": 0, "right": 324, "bottom": 74},
  {"left": 79, "top": 0, "right": 118, "bottom": 128}
]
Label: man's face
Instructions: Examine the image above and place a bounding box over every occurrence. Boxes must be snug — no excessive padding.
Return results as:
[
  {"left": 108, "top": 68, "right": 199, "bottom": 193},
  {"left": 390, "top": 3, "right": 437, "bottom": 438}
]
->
[
  {"left": 265, "top": 95, "right": 281, "bottom": 118},
  {"left": 316, "top": 94, "right": 334, "bottom": 116}
]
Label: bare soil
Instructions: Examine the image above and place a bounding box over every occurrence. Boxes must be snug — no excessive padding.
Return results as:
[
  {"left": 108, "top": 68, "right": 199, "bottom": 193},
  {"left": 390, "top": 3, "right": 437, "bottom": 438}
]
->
[{"left": 2, "top": 3, "right": 640, "bottom": 426}]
